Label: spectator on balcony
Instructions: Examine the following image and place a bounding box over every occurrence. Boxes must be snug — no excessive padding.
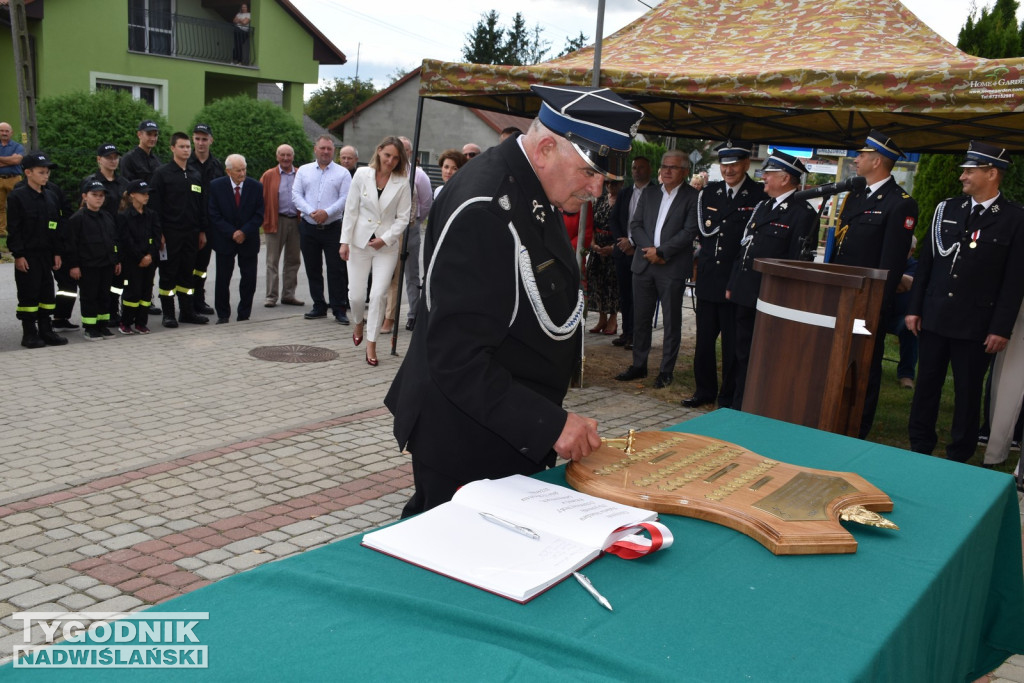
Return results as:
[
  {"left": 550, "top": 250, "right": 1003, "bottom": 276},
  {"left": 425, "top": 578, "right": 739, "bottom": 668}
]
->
[{"left": 233, "top": 4, "right": 251, "bottom": 65}]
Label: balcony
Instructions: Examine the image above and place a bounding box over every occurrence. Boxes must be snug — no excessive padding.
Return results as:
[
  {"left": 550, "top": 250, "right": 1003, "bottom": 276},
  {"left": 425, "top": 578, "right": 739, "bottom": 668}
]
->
[{"left": 128, "top": 9, "right": 257, "bottom": 66}]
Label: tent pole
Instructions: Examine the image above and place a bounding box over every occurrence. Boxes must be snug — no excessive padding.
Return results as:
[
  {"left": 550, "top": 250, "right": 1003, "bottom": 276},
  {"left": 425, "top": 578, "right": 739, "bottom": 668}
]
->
[
  {"left": 592, "top": 0, "right": 605, "bottom": 87},
  {"left": 391, "top": 95, "right": 425, "bottom": 357}
]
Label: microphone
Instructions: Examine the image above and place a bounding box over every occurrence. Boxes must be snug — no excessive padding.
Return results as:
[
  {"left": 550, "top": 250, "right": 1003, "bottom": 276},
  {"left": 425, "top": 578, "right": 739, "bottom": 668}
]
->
[{"left": 792, "top": 176, "right": 866, "bottom": 201}]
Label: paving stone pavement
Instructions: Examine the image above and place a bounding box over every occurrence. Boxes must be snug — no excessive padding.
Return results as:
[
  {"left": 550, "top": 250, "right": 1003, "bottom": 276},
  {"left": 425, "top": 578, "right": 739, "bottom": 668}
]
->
[{"left": 1, "top": 305, "right": 1022, "bottom": 680}]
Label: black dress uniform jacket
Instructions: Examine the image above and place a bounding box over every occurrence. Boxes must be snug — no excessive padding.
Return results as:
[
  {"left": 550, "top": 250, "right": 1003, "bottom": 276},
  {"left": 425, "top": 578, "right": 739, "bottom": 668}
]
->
[
  {"left": 696, "top": 177, "right": 767, "bottom": 302},
  {"left": 727, "top": 194, "right": 818, "bottom": 307},
  {"left": 385, "top": 136, "right": 581, "bottom": 485},
  {"left": 831, "top": 176, "right": 917, "bottom": 306},
  {"left": 908, "top": 195, "right": 1024, "bottom": 341}
]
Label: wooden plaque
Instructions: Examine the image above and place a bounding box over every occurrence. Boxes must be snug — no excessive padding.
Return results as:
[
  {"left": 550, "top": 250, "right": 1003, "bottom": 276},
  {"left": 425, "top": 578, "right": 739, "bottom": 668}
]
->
[{"left": 566, "top": 431, "right": 895, "bottom": 555}]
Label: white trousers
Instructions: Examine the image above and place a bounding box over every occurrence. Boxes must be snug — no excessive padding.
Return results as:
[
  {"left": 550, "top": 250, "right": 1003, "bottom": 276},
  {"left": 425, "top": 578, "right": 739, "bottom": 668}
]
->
[
  {"left": 347, "top": 242, "right": 399, "bottom": 343},
  {"left": 984, "top": 300, "right": 1024, "bottom": 467}
]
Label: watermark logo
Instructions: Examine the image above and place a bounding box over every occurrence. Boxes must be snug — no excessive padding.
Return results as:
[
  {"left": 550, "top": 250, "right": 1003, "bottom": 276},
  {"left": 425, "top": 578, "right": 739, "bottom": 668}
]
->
[{"left": 11, "top": 612, "right": 209, "bottom": 669}]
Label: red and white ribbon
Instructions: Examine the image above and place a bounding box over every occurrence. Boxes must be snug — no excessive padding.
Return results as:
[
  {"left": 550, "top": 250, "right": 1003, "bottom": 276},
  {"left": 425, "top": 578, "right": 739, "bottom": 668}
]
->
[{"left": 605, "top": 521, "right": 674, "bottom": 560}]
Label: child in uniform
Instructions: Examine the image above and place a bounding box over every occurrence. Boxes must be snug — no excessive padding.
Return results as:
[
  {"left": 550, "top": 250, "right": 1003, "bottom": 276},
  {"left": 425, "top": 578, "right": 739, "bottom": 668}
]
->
[
  {"left": 117, "top": 179, "right": 161, "bottom": 334},
  {"left": 66, "top": 180, "right": 120, "bottom": 340}
]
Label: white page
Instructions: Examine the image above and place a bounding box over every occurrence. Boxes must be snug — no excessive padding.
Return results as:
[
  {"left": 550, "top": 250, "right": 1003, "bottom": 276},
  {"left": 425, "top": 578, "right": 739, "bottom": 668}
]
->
[
  {"left": 362, "top": 501, "right": 597, "bottom": 602},
  {"left": 452, "top": 475, "right": 656, "bottom": 549}
]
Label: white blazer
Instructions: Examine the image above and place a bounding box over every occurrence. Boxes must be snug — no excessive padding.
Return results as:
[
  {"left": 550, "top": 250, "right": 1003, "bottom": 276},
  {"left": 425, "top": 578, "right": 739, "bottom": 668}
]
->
[{"left": 340, "top": 166, "right": 413, "bottom": 249}]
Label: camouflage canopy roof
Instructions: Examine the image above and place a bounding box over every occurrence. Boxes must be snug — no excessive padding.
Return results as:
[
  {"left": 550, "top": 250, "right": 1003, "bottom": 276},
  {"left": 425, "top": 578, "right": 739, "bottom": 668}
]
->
[{"left": 419, "top": 0, "right": 1024, "bottom": 153}]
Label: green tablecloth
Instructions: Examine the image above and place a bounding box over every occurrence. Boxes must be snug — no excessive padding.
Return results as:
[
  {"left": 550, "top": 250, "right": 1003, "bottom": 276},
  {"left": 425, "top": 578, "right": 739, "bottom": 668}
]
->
[{"left": 7, "top": 410, "right": 1024, "bottom": 682}]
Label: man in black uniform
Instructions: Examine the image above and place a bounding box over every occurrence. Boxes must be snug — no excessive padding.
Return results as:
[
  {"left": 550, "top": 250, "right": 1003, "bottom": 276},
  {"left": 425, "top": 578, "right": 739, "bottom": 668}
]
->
[
  {"left": 120, "top": 120, "right": 163, "bottom": 317},
  {"left": 683, "top": 140, "right": 767, "bottom": 409},
  {"left": 187, "top": 123, "right": 224, "bottom": 315},
  {"left": 386, "top": 85, "right": 643, "bottom": 516},
  {"left": 726, "top": 150, "right": 817, "bottom": 410},
  {"left": 829, "top": 130, "right": 918, "bottom": 438},
  {"left": 906, "top": 141, "right": 1024, "bottom": 462},
  {"left": 149, "top": 132, "right": 209, "bottom": 327},
  {"left": 120, "top": 120, "right": 161, "bottom": 184},
  {"left": 7, "top": 153, "right": 68, "bottom": 348}
]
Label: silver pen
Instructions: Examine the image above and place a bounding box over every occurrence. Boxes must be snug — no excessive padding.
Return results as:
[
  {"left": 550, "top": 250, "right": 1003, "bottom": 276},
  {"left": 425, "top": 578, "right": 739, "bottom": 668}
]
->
[
  {"left": 573, "top": 571, "right": 613, "bottom": 611},
  {"left": 479, "top": 512, "right": 540, "bottom": 540}
]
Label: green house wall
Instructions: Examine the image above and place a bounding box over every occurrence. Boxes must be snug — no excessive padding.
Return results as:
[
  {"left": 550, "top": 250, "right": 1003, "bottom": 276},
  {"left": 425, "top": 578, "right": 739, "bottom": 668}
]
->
[{"left": 0, "top": 0, "right": 323, "bottom": 137}]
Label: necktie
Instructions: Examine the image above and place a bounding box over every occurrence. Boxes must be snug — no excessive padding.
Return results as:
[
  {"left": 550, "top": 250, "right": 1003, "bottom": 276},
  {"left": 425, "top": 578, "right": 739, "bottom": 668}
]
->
[
  {"left": 966, "top": 204, "right": 983, "bottom": 229},
  {"left": 234, "top": 186, "right": 241, "bottom": 207},
  {"left": 727, "top": 188, "right": 734, "bottom": 201}
]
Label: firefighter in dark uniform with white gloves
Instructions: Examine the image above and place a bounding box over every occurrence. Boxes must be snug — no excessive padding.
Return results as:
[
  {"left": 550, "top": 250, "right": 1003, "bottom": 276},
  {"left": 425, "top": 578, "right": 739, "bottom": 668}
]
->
[
  {"left": 7, "top": 153, "right": 68, "bottom": 348},
  {"left": 683, "top": 140, "right": 767, "bottom": 410},
  {"left": 726, "top": 150, "right": 818, "bottom": 410},
  {"left": 829, "top": 129, "right": 918, "bottom": 438},
  {"left": 386, "top": 85, "right": 644, "bottom": 516}
]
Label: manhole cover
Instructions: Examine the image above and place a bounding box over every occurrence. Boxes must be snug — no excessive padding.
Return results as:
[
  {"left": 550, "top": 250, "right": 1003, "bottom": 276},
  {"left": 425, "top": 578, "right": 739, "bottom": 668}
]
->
[{"left": 248, "top": 345, "right": 339, "bottom": 363}]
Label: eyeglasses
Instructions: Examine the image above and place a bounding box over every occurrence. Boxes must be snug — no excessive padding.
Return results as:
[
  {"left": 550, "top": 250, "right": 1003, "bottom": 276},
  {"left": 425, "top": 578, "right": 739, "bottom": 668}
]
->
[
  {"left": 660, "top": 165, "right": 685, "bottom": 172},
  {"left": 465, "top": 152, "right": 478, "bottom": 158}
]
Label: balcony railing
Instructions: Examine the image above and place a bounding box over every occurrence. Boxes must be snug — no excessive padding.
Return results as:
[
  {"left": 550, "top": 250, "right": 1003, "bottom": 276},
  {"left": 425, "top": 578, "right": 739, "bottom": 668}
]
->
[{"left": 128, "top": 10, "right": 257, "bottom": 66}]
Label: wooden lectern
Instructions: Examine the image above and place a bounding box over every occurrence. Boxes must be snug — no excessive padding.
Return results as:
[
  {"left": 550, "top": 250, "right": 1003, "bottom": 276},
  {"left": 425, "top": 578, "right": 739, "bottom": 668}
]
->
[{"left": 743, "top": 259, "right": 887, "bottom": 436}]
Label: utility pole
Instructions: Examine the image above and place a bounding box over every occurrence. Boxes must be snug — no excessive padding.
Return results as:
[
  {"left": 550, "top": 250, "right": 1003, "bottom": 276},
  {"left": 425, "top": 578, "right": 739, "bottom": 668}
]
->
[{"left": 8, "top": 0, "right": 39, "bottom": 149}]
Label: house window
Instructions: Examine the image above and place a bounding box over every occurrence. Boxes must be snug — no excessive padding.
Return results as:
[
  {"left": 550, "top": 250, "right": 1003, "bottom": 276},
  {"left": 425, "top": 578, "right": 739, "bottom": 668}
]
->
[
  {"left": 96, "top": 80, "right": 159, "bottom": 110},
  {"left": 128, "top": 0, "right": 174, "bottom": 56}
]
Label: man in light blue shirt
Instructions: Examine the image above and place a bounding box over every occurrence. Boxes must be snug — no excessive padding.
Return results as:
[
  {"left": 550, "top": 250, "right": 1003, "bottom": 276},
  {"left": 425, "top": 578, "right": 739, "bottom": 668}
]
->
[
  {"left": 0, "top": 121, "right": 26, "bottom": 238},
  {"left": 293, "top": 135, "right": 351, "bottom": 324}
]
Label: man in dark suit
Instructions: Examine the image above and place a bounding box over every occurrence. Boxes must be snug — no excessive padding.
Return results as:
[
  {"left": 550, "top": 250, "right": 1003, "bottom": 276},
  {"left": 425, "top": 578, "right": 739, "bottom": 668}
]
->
[
  {"left": 829, "top": 130, "right": 918, "bottom": 438},
  {"left": 608, "top": 157, "right": 655, "bottom": 350},
  {"left": 683, "top": 140, "right": 767, "bottom": 409},
  {"left": 906, "top": 141, "right": 1024, "bottom": 462},
  {"left": 208, "top": 154, "right": 264, "bottom": 323},
  {"left": 385, "top": 85, "right": 644, "bottom": 516},
  {"left": 615, "top": 150, "right": 699, "bottom": 389},
  {"left": 726, "top": 150, "right": 818, "bottom": 410}
]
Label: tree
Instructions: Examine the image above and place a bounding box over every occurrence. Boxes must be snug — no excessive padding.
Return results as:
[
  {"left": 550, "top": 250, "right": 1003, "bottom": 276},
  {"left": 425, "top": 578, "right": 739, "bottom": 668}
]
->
[
  {"left": 462, "top": 11, "right": 506, "bottom": 64},
  {"left": 913, "top": 0, "right": 1022, "bottom": 248},
  {"left": 558, "top": 32, "right": 590, "bottom": 58},
  {"left": 191, "top": 95, "right": 312, "bottom": 173},
  {"left": 37, "top": 89, "right": 170, "bottom": 198},
  {"left": 304, "top": 77, "right": 377, "bottom": 128},
  {"left": 462, "top": 11, "right": 551, "bottom": 65}
]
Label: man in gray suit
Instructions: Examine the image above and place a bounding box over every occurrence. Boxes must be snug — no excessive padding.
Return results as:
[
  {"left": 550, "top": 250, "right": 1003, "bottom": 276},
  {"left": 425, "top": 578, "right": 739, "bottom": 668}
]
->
[{"left": 615, "top": 149, "right": 699, "bottom": 388}]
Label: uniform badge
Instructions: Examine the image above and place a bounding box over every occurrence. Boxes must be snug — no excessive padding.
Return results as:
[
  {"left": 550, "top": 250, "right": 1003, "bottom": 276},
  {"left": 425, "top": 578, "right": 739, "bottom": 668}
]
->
[
  {"left": 531, "top": 200, "right": 547, "bottom": 223},
  {"left": 498, "top": 195, "right": 511, "bottom": 211},
  {"left": 904, "top": 217, "right": 915, "bottom": 230},
  {"left": 779, "top": 202, "right": 788, "bottom": 211},
  {"left": 992, "top": 204, "right": 1001, "bottom": 214}
]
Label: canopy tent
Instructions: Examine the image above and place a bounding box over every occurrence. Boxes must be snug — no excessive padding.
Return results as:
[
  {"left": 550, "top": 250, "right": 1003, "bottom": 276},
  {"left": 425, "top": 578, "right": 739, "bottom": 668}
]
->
[{"left": 418, "top": 0, "right": 1024, "bottom": 153}]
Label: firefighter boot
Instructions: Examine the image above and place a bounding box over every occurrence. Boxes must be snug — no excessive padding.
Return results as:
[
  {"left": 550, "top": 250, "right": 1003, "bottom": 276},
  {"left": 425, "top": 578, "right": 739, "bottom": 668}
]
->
[
  {"left": 20, "top": 319, "right": 46, "bottom": 349},
  {"left": 37, "top": 316, "right": 69, "bottom": 346},
  {"left": 161, "top": 296, "right": 179, "bottom": 328}
]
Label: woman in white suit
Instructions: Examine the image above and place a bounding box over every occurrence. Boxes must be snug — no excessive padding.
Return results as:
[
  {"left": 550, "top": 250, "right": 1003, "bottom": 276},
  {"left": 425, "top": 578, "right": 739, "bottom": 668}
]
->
[{"left": 339, "top": 136, "right": 412, "bottom": 366}]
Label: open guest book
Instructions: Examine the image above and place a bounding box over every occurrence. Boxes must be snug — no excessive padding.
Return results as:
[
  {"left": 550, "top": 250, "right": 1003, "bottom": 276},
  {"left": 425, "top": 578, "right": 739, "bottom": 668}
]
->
[{"left": 361, "top": 475, "right": 672, "bottom": 603}]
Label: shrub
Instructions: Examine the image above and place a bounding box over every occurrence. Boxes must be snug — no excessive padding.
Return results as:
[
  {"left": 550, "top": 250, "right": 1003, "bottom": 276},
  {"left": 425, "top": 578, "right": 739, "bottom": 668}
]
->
[
  {"left": 36, "top": 89, "right": 169, "bottom": 198},
  {"left": 190, "top": 95, "right": 312, "bottom": 175}
]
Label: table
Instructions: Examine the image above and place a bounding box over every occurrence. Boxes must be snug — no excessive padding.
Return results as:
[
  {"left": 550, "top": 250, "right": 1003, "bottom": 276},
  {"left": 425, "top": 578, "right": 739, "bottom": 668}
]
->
[{"left": 6, "top": 410, "right": 1024, "bottom": 682}]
